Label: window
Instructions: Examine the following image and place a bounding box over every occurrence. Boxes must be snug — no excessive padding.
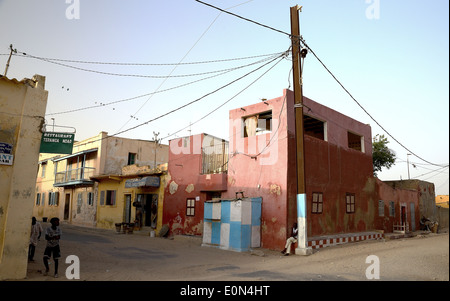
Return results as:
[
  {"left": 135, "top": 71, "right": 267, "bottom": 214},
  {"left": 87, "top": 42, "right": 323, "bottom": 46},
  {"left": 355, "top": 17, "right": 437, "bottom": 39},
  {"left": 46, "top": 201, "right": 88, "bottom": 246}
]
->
[
  {"left": 128, "top": 153, "right": 137, "bottom": 165},
  {"left": 41, "top": 192, "right": 46, "bottom": 206},
  {"left": 389, "top": 201, "right": 395, "bottom": 217},
  {"left": 304, "top": 115, "right": 326, "bottom": 141},
  {"left": 48, "top": 192, "right": 59, "bottom": 206},
  {"left": 186, "top": 198, "right": 195, "bottom": 216},
  {"left": 346, "top": 193, "right": 355, "bottom": 213},
  {"left": 348, "top": 131, "right": 364, "bottom": 152},
  {"left": 378, "top": 200, "right": 385, "bottom": 217},
  {"left": 312, "top": 192, "right": 323, "bottom": 214},
  {"left": 41, "top": 162, "right": 47, "bottom": 178},
  {"left": 36, "top": 193, "right": 41, "bottom": 206},
  {"left": 243, "top": 111, "right": 272, "bottom": 137},
  {"left": 77, "top": 193, "right": 83, "bottom": 213},
  {"left": 100, "top": 190, "right": 116, "bottom": 206},
  {"left": 87, "top": 192, "right": 94, "bottom": 206}
]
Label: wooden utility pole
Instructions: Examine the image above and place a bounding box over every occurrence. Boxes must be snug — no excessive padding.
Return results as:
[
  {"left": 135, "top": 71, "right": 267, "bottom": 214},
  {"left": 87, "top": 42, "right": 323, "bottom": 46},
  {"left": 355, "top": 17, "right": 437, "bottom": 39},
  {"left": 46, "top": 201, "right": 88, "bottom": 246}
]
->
[
  {"left": 290, "top": 5, "right": 306, "bottom": 196},
  {"left": 153, "top": 131, "right": 160, "bottom": 169},
  {"left": 3, "top": 44, "right": 17, "bottom": 77},
  {"left": 291, "top": 5, "right": 312, "bottom": 256}
]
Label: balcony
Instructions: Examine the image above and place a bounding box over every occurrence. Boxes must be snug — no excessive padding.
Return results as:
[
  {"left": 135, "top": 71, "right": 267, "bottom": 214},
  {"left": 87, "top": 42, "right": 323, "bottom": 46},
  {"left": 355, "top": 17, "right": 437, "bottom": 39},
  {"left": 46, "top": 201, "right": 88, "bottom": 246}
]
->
[{"left": 54, "top": 167, "right": 96, "bottom": 187}]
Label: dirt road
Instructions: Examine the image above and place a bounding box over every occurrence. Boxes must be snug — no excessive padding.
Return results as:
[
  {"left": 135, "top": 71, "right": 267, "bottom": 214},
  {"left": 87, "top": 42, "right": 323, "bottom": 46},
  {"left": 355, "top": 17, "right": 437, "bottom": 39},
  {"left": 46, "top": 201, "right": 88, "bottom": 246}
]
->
[{"left": 24, "top": 223, "right": 449, "bottom": 282}]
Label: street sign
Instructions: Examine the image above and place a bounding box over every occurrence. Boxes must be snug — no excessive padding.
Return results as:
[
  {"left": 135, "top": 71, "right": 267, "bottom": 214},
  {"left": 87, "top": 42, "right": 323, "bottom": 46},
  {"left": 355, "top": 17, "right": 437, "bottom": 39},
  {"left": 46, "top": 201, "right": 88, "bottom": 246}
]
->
[
  {"left": 0, "top": 142, "right": 14, "bottom": 165},
  {"left": 39, "top": 132, "right": 75, "bottom": 154}
]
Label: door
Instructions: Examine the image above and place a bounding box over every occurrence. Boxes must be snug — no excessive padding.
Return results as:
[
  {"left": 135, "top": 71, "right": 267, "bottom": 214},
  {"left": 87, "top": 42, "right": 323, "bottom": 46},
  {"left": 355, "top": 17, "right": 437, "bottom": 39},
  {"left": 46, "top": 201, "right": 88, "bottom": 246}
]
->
[
  {"left": 64, "top": 193, "right": 71, "bottom": 220},
  {"left": 410, "top": 203, "right": 416, "bottom": 231},
  {"left": 124, "top": 194, "right": 132, "bottom": 223},
  {"left": 401, "top": 204, "right": 407, "bottom": 226}
]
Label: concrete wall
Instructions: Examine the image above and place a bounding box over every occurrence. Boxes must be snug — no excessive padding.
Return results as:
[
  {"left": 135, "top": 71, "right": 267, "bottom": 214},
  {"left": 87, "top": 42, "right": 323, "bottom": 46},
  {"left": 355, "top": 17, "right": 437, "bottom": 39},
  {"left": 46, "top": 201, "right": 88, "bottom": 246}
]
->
[
  {"left": 383, "top": 180, "right": 437, "bottom": 221},
  {"left": 437, "top": 207, "right": 449, "bottom": 230},
  {"left": 163, "top": 134, "right": 219, "bottom": 236},
  {"left": 0, "top": 75, "right": 48, "bottom": 280},
  {"left": 376, "top": 179, "right": 420, "bottom": 232},
  {"left": 102, "top": 136, "right": 169, "bottom": 175}
]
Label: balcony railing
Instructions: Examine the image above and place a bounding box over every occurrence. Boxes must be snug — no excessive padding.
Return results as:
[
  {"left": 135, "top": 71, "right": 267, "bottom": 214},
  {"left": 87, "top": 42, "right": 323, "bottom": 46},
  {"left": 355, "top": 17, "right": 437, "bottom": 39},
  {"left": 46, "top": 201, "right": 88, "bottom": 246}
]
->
[{"left": 54, "top": 167, "right": 96, "bottom": 186}]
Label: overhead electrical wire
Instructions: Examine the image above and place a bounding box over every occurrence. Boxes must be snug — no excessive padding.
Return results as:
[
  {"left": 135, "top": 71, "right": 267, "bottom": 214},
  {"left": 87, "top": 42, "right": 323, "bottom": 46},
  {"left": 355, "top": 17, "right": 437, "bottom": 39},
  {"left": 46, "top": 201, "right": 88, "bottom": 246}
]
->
[
  {"left": 72, "top": 50, "right": 289, "bottom": 148},
  {"left": 13, "top": 51, "right": 281, "bottom": 66},
  {"left": 14, "top": 51, "right": 285, "bottom": 79},
  {"left": 161, "top": 49, "right": 290, "bottom": 141},
  {"left": 195, "top": 0, "right": 447, "bottom": 168},
  {"left": 45, "top": 52, "right": 285, "bottom": 116}
]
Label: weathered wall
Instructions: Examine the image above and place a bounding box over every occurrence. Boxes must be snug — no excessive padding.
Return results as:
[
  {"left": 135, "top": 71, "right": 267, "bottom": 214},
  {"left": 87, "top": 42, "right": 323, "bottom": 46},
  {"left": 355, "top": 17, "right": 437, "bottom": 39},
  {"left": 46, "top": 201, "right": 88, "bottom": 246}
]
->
[
  {"left": 103, "top": 136, "right": 169, "bottom": 175},
  {"left": 163, "top": 134, "right": 209, "bottom": 236},
  {"left": 0, "top": 75, "right": 48, "bottom": 280},
  {"left": 223, "top": 92, "right": 292, "bottom": 250},
  {"left": 383, "top": 180, "right": 437, "bottom": 221},
  {"left": 375, "top": 179, "right": 420, "bottom": 232}
]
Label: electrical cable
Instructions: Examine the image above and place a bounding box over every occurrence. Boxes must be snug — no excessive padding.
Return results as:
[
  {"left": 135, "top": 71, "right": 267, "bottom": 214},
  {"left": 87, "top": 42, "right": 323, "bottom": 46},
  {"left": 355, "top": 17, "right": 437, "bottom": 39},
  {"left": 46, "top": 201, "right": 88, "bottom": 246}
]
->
[
  {"left": 13, "top": 51, "right": 281, "bottom": 66},
  {"left": 71, "top": 50, "right": 288, "bottom": 148},
  {"left": 15, "top": 51, "right": 284, "bottom": 79},
  {"left": 45, "top": 52, "right": 285, "bottom": 116}
]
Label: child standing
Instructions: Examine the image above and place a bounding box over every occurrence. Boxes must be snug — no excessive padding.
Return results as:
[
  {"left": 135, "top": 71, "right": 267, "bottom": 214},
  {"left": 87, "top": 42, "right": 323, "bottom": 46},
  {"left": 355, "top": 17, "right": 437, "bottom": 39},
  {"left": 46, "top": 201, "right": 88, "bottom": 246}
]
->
[
  {"left": 28, "top": 217, "right": 43, "bottom": 262},
  {"left": 43, "top": 217, "right": 62, "bottom": 278}
]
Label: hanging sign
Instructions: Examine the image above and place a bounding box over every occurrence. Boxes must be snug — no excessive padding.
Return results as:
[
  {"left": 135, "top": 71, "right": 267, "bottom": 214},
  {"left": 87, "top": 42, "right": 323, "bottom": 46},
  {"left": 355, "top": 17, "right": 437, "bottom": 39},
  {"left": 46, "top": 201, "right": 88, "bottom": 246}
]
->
[
  {"left": 39, "top": 132, "right": 75, "bottom": 154},
  {"left": 0, "top": 142, "right": 14, "bottom": 165}
]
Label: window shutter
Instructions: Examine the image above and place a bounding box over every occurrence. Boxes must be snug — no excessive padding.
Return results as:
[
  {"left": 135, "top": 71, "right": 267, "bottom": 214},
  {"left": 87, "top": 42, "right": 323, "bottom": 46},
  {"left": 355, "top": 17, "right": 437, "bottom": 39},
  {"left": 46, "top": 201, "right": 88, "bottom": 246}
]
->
[
  {"left": 55, "top": 192, "right": 60, "bottom": 206},
  {"left": 112, "top": 190, "right": 116, "bottom": 206},
  {"left": 100, "top": 191, "right": 105, "bottom": 206}
]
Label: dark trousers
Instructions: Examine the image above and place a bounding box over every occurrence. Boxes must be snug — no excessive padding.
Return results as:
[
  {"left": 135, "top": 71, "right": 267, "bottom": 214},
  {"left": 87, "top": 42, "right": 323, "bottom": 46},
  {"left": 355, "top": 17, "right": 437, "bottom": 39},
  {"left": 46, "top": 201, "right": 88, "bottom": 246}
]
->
[{"left": 28, "top": 244, "right": 36, "bottom": 261}]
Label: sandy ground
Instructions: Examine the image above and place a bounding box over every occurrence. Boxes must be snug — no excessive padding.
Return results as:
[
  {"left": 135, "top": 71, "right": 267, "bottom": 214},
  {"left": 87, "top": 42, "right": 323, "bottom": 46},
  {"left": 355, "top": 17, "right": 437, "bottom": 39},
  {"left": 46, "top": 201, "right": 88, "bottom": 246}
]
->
[{"left": 23, "top": 223, "right": 449, "bottom": 282}]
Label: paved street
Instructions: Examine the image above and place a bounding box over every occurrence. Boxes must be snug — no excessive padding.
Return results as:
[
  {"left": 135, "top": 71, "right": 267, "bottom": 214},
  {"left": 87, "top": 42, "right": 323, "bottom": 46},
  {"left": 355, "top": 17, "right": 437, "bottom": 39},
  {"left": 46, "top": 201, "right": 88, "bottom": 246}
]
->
[{"left": 25, "top": 223, "right": 449, "bottom": 282}]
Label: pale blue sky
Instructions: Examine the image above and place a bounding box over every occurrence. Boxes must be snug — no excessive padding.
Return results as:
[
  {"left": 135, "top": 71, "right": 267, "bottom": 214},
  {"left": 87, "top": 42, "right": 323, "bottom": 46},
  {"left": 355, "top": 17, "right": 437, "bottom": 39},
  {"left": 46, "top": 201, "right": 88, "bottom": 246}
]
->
[{"left": 0, "top": 0, "right": 448, "bottom": 195}]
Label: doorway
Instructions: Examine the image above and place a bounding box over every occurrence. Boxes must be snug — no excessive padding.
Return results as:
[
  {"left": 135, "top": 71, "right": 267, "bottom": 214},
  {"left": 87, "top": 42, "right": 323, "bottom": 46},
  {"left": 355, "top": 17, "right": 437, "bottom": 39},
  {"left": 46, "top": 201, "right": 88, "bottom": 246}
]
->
[
  {"left": 136, "top": 194, "right": 158, "bottom": 228},
  {"left": 124, "top": 194, "right": 132, "bottom": 223},
  {"left": 64, "top": 193, "right": 71, "bottom": 220},
  {"left": 400, "top": 203, "right": 407, "bottom": 226}
]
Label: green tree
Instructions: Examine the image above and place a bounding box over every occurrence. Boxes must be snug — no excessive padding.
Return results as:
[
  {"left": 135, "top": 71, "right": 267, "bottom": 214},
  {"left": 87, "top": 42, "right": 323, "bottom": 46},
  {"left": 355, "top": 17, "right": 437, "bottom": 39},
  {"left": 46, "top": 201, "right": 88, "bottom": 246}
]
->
[{"left": 372, "top": 134, "right": 396, "bottom": 176}]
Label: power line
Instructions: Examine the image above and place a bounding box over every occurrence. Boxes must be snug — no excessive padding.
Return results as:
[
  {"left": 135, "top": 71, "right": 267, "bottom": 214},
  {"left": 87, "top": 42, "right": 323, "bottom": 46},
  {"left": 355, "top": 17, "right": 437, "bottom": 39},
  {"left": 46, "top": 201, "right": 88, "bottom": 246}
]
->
[
  {"left": 72, "top": 50, "right": 288, "bottom": 148},
  {"left": 299, "top": 38, "right": 447, "bottom": 168},
  {"left": 14, "top": 51, "right": 280, "bottom": 66},
  {"left": 45, "top": 52, "right": 285, "bottom": 116},
  {"left": 195, "top": 0, "right": 292, "bottom": 38},
  {"left": 161, "top": 50, "right": 289, "bottom": 141},
  {"left": 195, "top": 1, "right": 446, "bottom": 168},
  {"left": 15, "top": 51, "right": 284, "bottom": 79}
]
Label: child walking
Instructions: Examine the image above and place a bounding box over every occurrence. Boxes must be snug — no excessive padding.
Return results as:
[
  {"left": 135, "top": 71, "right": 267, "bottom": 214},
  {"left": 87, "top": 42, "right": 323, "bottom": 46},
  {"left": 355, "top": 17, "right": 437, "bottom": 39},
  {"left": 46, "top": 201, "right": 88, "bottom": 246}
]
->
[{"left": 43, "top": 217, "right": 62, "bottom": 278}]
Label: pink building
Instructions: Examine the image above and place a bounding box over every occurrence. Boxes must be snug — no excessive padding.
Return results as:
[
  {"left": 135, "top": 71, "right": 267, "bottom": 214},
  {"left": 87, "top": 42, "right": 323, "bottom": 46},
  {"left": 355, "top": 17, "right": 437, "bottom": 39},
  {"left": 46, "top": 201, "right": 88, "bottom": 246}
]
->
[{"left": 163, "top": 89, "right": 427, "bottom": 251}]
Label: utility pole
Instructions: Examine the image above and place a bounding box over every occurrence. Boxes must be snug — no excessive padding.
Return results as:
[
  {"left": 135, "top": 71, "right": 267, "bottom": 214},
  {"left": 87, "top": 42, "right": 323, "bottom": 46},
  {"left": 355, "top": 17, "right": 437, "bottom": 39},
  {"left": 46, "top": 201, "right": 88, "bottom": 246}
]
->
[
  {"left": 291, "top": 5, "right": 312, "bottom": 256},
  {"left": 3, "top": 44, "right": 17, "bottom": 77},
  {"left": 153, "top": 131, "right": 160, "bottom": 169},
  {"left": 407, "top": 153, "right": 411, "bottom": 180}
]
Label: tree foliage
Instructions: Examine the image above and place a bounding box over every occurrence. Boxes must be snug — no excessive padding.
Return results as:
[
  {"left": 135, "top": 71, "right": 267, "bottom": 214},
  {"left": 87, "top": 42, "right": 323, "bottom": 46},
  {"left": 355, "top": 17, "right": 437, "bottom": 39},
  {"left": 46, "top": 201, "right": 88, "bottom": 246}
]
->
[{"left": 372, "top": 134, "right": 396, "bottom": 176}]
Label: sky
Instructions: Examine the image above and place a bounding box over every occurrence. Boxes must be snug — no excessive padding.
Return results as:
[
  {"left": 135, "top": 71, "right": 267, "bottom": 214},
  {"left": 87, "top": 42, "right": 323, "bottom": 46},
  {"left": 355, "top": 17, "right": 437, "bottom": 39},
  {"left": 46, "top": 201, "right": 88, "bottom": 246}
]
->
[{"left": 0, "top": 0, "right": 448, "bottom": 195}]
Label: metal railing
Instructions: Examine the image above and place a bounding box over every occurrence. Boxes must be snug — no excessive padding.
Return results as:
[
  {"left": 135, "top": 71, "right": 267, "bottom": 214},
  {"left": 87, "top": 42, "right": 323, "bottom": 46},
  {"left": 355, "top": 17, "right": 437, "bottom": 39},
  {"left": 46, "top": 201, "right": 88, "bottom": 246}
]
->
[{"left": 55, "top": 167, "right": 96, "bottom": 184}]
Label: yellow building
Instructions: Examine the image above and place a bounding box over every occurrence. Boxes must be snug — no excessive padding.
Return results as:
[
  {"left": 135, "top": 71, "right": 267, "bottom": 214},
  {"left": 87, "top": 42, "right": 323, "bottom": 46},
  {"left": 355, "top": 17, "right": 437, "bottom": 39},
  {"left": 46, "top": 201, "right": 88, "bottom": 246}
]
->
[
  {"left": 92, "top": 164, "right": 168, "bottom": 234},
  {"left": 436, "top": 195, "right": 449, "bottom": 208},
  {"left": 0, "top": 74, "right": 48, "bottom": 280},
  {"left": 34, "top": 132, "right": 169, "bottom": 229}
]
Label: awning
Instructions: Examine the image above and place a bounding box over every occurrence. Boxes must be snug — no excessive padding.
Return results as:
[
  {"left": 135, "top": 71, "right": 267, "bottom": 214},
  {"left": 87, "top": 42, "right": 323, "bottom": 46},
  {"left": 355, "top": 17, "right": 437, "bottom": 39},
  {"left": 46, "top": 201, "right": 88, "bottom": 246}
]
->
[
  {"left": 125, "top": 176, "right": 160, "bottom": 188},
  {"left": 52, "top": 148, "right": 98, "bottom": 162}
]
